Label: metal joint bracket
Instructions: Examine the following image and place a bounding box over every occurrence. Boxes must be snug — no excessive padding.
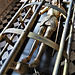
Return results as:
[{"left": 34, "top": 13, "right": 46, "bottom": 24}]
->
[{"left": 28, "top": 32, "right": 59, "bottom": 51}]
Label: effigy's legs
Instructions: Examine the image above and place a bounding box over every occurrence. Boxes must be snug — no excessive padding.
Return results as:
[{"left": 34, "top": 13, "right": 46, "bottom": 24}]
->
[
  {"left": 21, "top": 26, "right": 47, "bottom": 63},
  {"left": 29, "top": 16, "right": 58, "bottom": 67}
]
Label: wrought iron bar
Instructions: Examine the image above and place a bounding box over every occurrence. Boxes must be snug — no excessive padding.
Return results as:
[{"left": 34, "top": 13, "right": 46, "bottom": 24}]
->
[
  {"left": 52, "top": 0, "right": 73, "bottom": 75},
  {"left": 63, "top": 4, "right": 75, "bottom": 75}
]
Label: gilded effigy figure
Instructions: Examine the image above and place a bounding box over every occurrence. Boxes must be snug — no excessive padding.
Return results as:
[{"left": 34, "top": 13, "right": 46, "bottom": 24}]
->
[{"left": 21, "top": 0, "right": 62, "bottom": 67}]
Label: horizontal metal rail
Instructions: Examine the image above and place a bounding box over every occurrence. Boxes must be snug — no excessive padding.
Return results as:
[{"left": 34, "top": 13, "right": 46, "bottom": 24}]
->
[{"left": 28, "top": 32, "right": 59, "bottom": 50}]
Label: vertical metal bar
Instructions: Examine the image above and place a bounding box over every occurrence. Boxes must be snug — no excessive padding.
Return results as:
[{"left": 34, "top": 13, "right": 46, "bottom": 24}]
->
[
  {"left": 63, "top": 25, "right": 72, "bottom": 75},
  {"left": 52, "top": 0, "right": 73, "bottom": 75},
  {"left": 63, "top": 4, "right": 75, "bottom": 75},
  {"left": 0, "top": 1, "right": 44, "bottom": 74}
]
